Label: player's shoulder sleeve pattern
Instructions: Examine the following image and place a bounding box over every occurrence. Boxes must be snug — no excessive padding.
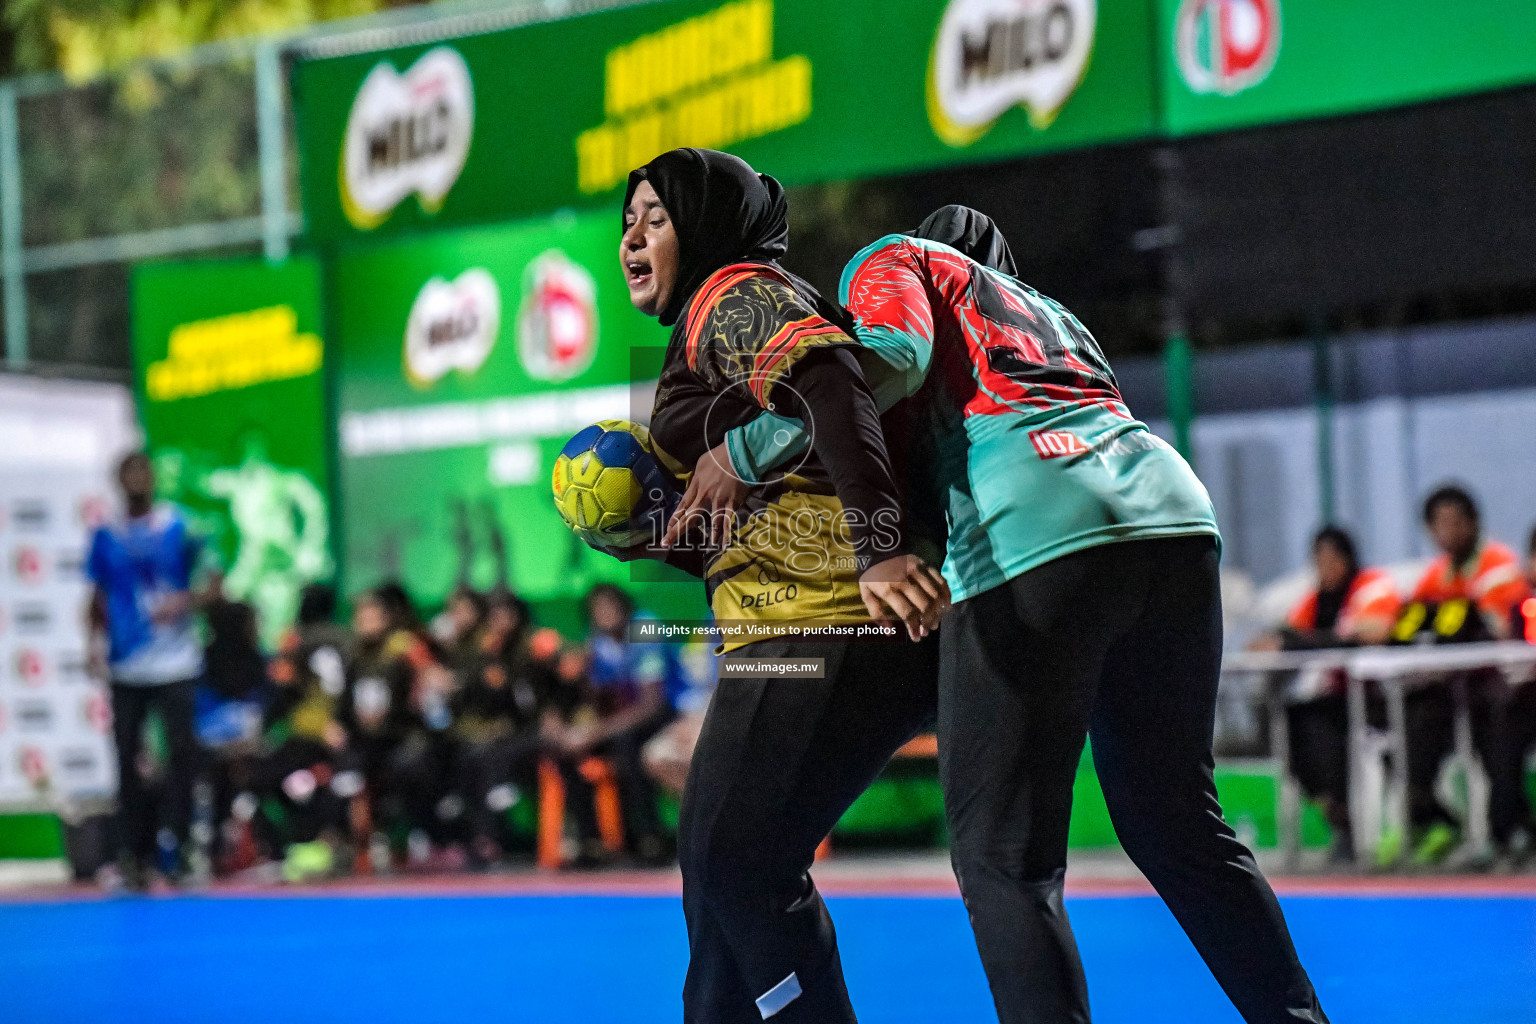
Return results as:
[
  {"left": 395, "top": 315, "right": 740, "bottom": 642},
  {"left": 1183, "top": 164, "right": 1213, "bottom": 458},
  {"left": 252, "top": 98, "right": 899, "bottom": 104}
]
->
[
  {"left": 683, "top": 263, "right": 853, "bottom": 409},
  {"left": 839, "top": 236, "right": 929, "bottom": 327},
  {"left": 838, "top": 235, "right": 936, "bottom": 393}
]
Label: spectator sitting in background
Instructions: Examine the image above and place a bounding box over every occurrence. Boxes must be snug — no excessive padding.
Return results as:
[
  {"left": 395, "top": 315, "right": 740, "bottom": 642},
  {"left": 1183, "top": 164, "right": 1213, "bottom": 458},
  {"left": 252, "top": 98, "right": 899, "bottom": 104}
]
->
[
  {"left": 373, "top": 581, "right": 465, "bottom": 866},
  {"left": 644, "top": 621, "right": 721, "bottom": 797},
  {"left": 538, "top": 631, "right": 594, "bottom": 742},
  {"left": 1264, "top": 527, "right": 1401, "bottom": 650},
  {"left": 1391, "top": 486, "right": 1535, "bottom": 866},
  {"left": 1486, "top": 527, "right": 1536, "bottom": 865},
  {"left": 87, "top": 451, "right": 205, "bottom": 889},
  {"left": 1406, "top": 485, "right": 1531, "bottom": 640},
  {"left": 1254, "top": 527, "right": 1401, "bottom": 863},
  {"left": 195, "top": 585, "right": 271, "bottom": 877},
  {"left": 338, "top": 585, "right": 446, "bottom": 871},
  {"left": 433, "top": 586, "right": 488, "bottom": 666},
  {"left": 202, "top": 587, "right": 269, "bottom": 704},
  {"left": 252, "top": 583, "right": 355, "bottom": 881},
  {"left": 1514, "top": 528, "right": 1536, "bottom": 645},
  {"left": 449, "top": 591, "right": 552, "bottom": 866},
  {"left": 553, "top": 585, "right": 678, "bottom": 866},
  {"left": 267, "top": 584, "right": 353, "bottom": 754}
]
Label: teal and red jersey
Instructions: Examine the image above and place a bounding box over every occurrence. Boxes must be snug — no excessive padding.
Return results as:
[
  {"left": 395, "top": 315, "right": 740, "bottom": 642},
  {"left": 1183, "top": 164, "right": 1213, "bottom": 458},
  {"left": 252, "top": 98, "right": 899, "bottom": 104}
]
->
[
  {"left": 728, "top": 234, "right": 1219, "bottom": 601},
  {"left": 841, "top": 233, "right": 1124, "bottom": 420}
]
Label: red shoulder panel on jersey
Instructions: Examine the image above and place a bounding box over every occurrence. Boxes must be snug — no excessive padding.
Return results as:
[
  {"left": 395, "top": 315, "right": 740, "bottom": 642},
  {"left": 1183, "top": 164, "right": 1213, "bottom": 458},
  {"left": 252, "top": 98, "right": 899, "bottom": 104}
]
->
[{"left": 682, "top": 262, "right": 783, "bottom": 370}]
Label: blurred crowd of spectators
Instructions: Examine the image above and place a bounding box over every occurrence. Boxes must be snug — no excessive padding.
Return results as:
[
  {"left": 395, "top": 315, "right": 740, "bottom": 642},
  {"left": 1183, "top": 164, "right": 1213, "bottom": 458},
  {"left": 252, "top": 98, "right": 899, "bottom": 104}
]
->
[
  {"left": 85, "top": 450, "right": 1536, "bottom": 885},
  {"left": 87, "top": 454, "right": 716, "bottom": 889},
  {"left": 1251, "top": 486, "right": 1536, "bottom": 868}
]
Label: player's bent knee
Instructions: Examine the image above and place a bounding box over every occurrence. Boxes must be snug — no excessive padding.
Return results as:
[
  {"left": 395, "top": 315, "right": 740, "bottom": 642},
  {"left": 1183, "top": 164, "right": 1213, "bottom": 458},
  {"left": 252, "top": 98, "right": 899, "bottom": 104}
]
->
[
  {"left": 950, "top": 841, "right": 1067, "bottom": 891},
  {"left": 683, "top": 833, "right": 804, "bottom": 916}
]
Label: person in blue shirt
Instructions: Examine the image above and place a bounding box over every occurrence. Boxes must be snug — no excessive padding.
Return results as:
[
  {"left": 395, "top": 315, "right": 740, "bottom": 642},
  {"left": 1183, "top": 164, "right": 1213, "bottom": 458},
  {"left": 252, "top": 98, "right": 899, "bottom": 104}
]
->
[
  {"left": 641, "top": 620, "right": 721, "bottom": 796},
  {"left": 552, "top": 584, "right": 680, "bottom": 865},
  {"left": 86, "top": 452, "right": 204, "bottom": 887}
]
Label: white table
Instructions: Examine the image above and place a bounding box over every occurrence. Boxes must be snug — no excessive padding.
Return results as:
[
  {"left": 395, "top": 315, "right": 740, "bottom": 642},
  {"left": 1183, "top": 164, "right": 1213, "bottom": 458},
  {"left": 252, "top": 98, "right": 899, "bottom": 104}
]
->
[{"left": 1222, "top": 642, "right": 1536, "bottom": 868}]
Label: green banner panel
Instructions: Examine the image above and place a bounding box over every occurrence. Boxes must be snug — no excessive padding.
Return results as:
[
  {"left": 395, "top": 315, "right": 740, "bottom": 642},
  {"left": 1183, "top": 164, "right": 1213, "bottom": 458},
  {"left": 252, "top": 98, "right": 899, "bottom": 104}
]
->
[
  {"left": 130, "top": 256, "right": 334, "bottom": 644},
  {"left": 331, "top": 207, "right": 703, "bottom": 620},
  {"left": 294, "top": 0, "right": 1156, "bottom": 243},
  {"left": 1156, "top": 0, "right": 1536, "bottom": 136}
]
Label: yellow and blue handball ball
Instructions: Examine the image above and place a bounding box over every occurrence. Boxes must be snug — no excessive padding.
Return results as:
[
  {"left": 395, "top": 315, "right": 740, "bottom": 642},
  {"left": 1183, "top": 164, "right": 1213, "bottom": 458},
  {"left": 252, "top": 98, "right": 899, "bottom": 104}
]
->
[{"left": 551, "top": 420, "right": 679, "bottom": 550}]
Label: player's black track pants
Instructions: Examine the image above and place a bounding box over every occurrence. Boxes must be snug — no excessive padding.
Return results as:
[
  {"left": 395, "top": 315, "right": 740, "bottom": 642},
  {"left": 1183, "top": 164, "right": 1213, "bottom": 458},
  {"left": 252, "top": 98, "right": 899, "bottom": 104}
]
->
[
  {"left": 679, "top": 636, "right": 937, "bottom": 1023},
  {"left": 940, "top": 536, "right": 1328, "bottom": 1024}
]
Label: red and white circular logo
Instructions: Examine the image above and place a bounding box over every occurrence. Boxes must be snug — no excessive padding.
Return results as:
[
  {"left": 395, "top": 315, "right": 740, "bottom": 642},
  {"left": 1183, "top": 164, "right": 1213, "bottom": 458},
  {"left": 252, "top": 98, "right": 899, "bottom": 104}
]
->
[
  {"left": 15, "top": 649, "right": 47, "bottom": 688},
  {"left": 79, "top": 494, "right": 108, "bottom": 529},
  {"left": 19, "top": 746, "right": 48, "bottom": 787},
  {"left": 13, "top": 545, "right": 44, "bottom": 584},
  {"left": 518, "top": 250, "right": 598, "bottom": 382},
  {"left": 83, "top": 691, "right": 112, "bottom": 734},
  {"left": 1175, "top": 0, "right": 1280, "bottom": 95}
]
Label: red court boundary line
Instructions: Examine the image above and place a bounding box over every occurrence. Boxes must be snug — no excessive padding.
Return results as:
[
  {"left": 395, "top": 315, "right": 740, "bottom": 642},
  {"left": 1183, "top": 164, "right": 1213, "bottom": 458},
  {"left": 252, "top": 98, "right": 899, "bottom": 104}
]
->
[
  {"left": 1268, "top": 876, "right": 1536, "bottom": 899},
  {"left": 5, "top": 872, "right": 1536, "bottom": 905},
  {"left": 824, "top": 876, "right": 1536, "bottom": 900}
]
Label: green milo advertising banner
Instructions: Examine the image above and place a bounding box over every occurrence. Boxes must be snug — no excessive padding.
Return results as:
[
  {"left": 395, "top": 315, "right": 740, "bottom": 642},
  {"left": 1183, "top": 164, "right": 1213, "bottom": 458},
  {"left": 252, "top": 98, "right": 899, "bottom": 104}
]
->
[
  {"left": 292, "top": 0, "right": 1536, "bottom": 245},
  {"left": 130, "top": 256, "right": 334, "bottom": 645},
  {"left": 331, "top": 208, "right": 705, "bottom": 626},
  {"left": 293, "top": 0, "right": 1157, "bottom": 242},
  {"left": 1153, "top": 0, "right": 1536, "bottom": 136}
]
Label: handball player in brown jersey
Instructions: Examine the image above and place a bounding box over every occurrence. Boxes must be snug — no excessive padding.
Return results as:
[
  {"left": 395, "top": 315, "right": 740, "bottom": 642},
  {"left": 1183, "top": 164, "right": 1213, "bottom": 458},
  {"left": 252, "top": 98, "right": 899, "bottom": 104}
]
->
[{"left": 605, "top": 147, "right": 946, "bottom": 1024}]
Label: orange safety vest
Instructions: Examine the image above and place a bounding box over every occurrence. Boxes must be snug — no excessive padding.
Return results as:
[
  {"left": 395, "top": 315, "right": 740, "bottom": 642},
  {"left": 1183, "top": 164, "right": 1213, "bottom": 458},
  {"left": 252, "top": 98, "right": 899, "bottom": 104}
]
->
[
  {"left": 1286, "top": 566, "right": 1401, "bottom": 639},
  {"left": 1410, "top": 540, "right": 1532, "bottom": 623}
]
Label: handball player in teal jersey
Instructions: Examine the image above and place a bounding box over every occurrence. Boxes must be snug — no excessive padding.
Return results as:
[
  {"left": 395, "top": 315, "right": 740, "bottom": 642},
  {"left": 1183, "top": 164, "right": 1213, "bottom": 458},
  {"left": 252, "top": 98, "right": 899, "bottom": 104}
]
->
[{"left": 676, "top": 206, "right": 1329, "bottom": 1024}]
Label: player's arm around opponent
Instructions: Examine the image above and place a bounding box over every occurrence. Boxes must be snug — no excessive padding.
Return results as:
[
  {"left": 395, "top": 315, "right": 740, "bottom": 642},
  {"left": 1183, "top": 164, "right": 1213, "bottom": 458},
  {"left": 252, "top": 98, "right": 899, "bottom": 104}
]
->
[{"left": 616, "top": 147, "right": 945, "bottom": 1024}]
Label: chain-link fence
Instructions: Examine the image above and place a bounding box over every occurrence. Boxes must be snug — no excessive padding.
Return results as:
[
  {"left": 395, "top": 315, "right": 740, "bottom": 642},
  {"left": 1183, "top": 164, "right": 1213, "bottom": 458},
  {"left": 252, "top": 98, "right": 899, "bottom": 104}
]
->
[
  {"left": 0, "top": 37, "right": 294, "bottom": 375},
  {"left": 13, "top": 57, "right": 276, "bottom": 370},
  {"left": 0, "top": 0, "right": 642, "bottom": 376}
]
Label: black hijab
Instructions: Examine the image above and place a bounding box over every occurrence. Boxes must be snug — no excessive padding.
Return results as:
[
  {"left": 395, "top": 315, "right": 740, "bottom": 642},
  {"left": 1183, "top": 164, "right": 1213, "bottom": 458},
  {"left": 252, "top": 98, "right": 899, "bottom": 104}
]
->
[
  {"left": 911, "top": 204, "right": 1018, "bottom": 279},
  {"left": 625, "top": 148, "right": 853, "bottom": 335},
  {"left": 1311, "top": 526, "right": 1361, "bottom": 632}
]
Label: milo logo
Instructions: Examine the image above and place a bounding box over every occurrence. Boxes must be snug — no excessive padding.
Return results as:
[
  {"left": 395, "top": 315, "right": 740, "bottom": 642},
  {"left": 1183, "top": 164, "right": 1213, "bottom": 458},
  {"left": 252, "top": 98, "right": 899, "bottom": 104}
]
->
[
  {"left": 1175, "top": 0, "right": 1280, "bottom": 95},
  {"left": 341, "top": 47, "right": 475, "bottom": 230},
  {"left": 928, "top": 0, "right": 1096, "bottom": 147},
  {"left": 403, "top": 268, "right": 501, "bottom": 387}
]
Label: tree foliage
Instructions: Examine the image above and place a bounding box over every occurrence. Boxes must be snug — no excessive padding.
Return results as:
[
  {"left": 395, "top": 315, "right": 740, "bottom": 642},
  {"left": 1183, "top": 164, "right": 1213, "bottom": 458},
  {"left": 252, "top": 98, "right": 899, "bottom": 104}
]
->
[
  {"left": 3, "top": 0, "right": 404, "bottom": 78},
  {"left": 1, "top": 1, "right": 428, "bottom": 367}
]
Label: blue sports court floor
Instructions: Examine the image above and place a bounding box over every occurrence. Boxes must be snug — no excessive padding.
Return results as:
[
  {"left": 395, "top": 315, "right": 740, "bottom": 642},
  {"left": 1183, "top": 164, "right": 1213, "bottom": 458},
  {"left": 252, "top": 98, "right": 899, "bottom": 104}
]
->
[{"left": 2, "top": 876, "right": 1534, "bottom": 1023}]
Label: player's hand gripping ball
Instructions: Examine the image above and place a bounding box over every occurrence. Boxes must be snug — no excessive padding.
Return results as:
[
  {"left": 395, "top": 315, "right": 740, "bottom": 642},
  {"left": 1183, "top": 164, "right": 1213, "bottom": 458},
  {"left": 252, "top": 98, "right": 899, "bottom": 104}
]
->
[{"left": 552, "top": 420, "right": 679, "bottom": 550}]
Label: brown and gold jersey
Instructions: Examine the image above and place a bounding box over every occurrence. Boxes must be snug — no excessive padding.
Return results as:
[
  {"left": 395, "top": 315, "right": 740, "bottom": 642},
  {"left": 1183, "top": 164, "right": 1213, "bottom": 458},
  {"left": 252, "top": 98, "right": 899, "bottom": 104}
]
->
[{"left": 649, "top": 263, "right": 872, "bottom": 649}]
